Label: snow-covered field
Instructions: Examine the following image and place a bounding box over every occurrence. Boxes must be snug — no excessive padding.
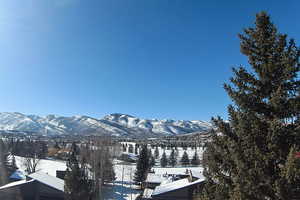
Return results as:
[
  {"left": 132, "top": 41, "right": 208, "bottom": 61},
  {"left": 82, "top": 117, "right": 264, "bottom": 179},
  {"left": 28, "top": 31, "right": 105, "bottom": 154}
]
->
[
  {"left": 13, "top": 144, "right": 204, "bottom": 200},
  {"left": 103, "top": 162, "right": 141, "bottom": 200},
  {"left": 104, "top": 161, "right": 203, "bottom": 200},
  {"left": 15, "top": 156, "right": 67, "bottom": 177},
  {"left": 14, "top": 157, "right": 141, "bottom": 200},
  {"left": 13, "top": 156, "right": 203, "bottom": 200}
]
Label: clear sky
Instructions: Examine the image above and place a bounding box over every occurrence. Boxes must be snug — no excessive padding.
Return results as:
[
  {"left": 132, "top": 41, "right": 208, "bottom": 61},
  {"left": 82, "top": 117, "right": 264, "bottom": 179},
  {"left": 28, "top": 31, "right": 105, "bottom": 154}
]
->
[{"left": 0, "top": 0, "right": 299, "bottom": 121}]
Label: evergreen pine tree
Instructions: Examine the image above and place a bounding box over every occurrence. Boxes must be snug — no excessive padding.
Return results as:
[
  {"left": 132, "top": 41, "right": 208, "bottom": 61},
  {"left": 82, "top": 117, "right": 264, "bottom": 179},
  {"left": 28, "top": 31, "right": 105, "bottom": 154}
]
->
[
  {"left": 180, "top": 151, "right": 190, "bottom": 166},
  {"left": 64, "top": 142, "right": 93, "bottom": 200},
  {"left": 202, "top": 12, "right": 300, "bottom": 200},
  {"left": 149, "top": 156, "right": 155, "bottom": 168},
  {"left": 135, "top": 144, "right": 138, "bottom": 155},
  {"left": 134, "top": 145, "right": 149, "bottom": 187},
  {"left": 0, "top": 139, "right": 18, "bottom": 184},
  {"left": 168, "top": 149, "right": 177, "bottom": 167},
  {"left": 12, "top": 154, "right": 18, "bottom": 171},
  {"left": 154, "top": 146, "right": 159, "bottom": 159},
  {"left": 0, "top": 139, "right": 9, "bottom": 185},
  {"left": 54, "top": 141, "right": 60, "bottom": 150},
  {"left": 122, "top": 144, "right": 126, "bottom": 152},
  {"left": 191, "top": 151, "right": 200, "bottom": 166},
  {"left": 160, "top": 151, "right": 168, "bottom": 167},
  {"left": 148, "top": 148, "right": 153, "bottom": 158},
  {"left": 128, "top": 144, "right": 134, "bottom": 153},
  {"left": 5, "top": 154, "right": 18, "bottom": 175},
  {"left": 278, "top": 146, "right": 300, "bottom": 199},
  {"left": 175, "top": 148, "right": 179, "bottom": 158}
]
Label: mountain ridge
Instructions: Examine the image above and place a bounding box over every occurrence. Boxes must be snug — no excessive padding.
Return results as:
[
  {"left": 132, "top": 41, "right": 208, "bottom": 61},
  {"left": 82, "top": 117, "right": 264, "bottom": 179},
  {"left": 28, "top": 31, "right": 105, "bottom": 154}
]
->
[{"left": 0, "top": 112, "right": 213, "bottom": 138}]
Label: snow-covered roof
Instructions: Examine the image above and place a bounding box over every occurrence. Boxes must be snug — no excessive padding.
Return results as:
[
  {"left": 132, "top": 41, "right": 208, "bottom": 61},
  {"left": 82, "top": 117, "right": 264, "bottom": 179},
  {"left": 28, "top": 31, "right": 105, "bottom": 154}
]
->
[
  {"left": 0, "top": 179, "right": 34, "bottom": 190},
  {"left": 160, "top": 177, "right": 173, "bottom": 185},
  {"left": 0, "top": 171, "right": 64, "bottom": 192},
  {"left": 28, "top": 171, "right": 64, "bottom": 192},
  {"left": 9, "top": 170, "right": 26, "bottom": 180},
  {"left": 15, "top": 156, "right": 67, "bottom": 177},
  {"left": 152, "top": 178, "right": 189, "bottom": 196},
  {"left": 146, "top": 174, "right": 169, "bottom": 184},
  {"left": 152, "top": 178, "right": 205, "bottom": 196},
  {"left": 190, "top": 171, "right": 205, "bottom": 179}
]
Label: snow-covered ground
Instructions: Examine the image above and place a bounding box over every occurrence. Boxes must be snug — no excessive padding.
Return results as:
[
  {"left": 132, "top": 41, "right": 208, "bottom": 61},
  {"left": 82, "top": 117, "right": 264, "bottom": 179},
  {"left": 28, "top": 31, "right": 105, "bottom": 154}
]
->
[
  {"left": 152, "top": 166, "right": 203, "bottom": 176},
  {"left": 14, "top": 157, "right": 141, "bottom": 200},
  {"left": 104, "top": 161, "right": 203, "bottom": 200},
  {"left": 103, "top": 162, "right": 141, "bottom": 200},
  {"left": 15, "top": 156, "right": 67, "bottom": 177},
  {"left": 13, "top": 143, "right": 205, "bottom": 200}
]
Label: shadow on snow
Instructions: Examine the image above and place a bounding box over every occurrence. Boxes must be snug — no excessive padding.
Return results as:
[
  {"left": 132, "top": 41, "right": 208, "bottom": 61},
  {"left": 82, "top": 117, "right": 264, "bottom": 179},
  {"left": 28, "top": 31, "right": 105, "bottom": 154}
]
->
[{"left": 103, "top": 183, "right": 141, "bottom": 200}]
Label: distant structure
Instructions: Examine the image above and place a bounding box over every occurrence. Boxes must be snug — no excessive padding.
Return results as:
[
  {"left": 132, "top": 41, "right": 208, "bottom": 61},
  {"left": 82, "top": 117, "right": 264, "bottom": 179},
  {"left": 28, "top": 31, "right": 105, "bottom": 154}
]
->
[
  {"left": 142, "top": 169, "right": 205, "bottom": 200},
  {"left": 0, "top": 171, "right": 64, "bottom": 200},
  {"left": 9, "top": 170, "right": 26, "bottom": 181}
]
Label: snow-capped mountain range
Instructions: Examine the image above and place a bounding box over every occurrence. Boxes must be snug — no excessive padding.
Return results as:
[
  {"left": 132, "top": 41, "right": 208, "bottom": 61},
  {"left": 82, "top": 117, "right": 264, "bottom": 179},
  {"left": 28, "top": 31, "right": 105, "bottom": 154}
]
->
[{"left": 0, "top": 112, "right": 212, "bottom": 137}]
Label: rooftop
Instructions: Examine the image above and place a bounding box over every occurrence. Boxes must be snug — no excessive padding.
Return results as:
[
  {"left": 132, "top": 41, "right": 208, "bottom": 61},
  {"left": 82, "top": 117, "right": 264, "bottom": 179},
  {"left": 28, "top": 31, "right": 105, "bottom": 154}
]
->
[
  {"left": 0, "top": 179, "right": 34, "bottom": 190},
  {"left": 28, "top": 171, "right": 64, "bottom": 192},
  {"left": 145, "top": 173, "right": 171, "bottom": 184},
  {"left": 152, "top": 177, "right": 205, "bottom": 196}
]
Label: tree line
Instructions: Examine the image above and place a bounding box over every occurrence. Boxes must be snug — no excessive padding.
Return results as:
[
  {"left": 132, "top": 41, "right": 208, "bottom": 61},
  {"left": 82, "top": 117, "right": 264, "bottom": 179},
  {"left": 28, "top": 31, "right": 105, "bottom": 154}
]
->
[{"left": 122, "top": 143, "right": 202, "bottom": 166}]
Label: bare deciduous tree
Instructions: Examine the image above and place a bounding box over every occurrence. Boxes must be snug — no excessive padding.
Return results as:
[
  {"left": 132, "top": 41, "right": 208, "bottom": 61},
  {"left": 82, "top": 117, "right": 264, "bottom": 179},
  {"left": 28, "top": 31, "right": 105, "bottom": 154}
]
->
[
  {"left": 81, "top": 136, "right": 116, "bottom": 200},
  {"left": 22, "top": 155, "right": 40, "bottom": 174}
]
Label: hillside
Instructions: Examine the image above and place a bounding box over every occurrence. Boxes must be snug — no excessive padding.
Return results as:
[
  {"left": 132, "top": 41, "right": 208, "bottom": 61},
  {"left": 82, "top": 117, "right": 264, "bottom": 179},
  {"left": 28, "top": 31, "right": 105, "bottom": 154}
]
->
[{"left": 0, "top": 112, "right": 212, "bottom": 138}]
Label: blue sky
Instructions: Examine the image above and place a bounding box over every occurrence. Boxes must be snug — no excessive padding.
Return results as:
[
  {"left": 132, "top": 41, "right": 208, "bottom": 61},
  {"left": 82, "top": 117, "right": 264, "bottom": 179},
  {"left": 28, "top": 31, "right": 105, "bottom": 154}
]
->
[{"left": 0, "top": 0, "right": 299, "bottom": 121}]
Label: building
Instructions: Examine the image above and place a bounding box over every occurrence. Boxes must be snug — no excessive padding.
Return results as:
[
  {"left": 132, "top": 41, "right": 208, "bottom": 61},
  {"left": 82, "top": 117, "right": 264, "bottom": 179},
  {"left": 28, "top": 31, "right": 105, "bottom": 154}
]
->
[
  {"left": 119, "top": 152, "right": 138, "bottom": 162},
  {"left": 142, "top": 168, "right": 205, "bottom": 200},
  {"left": 56, "top": 170, "right": 67, "bottom": 180},
  {"left": 0, "top": 171, "right": 65, "bottom": 200},
  {"left": 149, "top": 178, "right": 205, "bottom": 200},
  {"left": 144, "top": 173, "right": 172, "bottom": 189},
  {"left": 9, "top": 170, "right": 26, "bottom": 181}
]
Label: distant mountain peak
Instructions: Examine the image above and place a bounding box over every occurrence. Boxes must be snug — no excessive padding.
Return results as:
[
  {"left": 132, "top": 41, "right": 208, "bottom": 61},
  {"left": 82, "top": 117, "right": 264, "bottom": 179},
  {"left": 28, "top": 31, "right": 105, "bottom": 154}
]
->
[{"left": 0, "top": 112, "right": 212, "bottom": 138}]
